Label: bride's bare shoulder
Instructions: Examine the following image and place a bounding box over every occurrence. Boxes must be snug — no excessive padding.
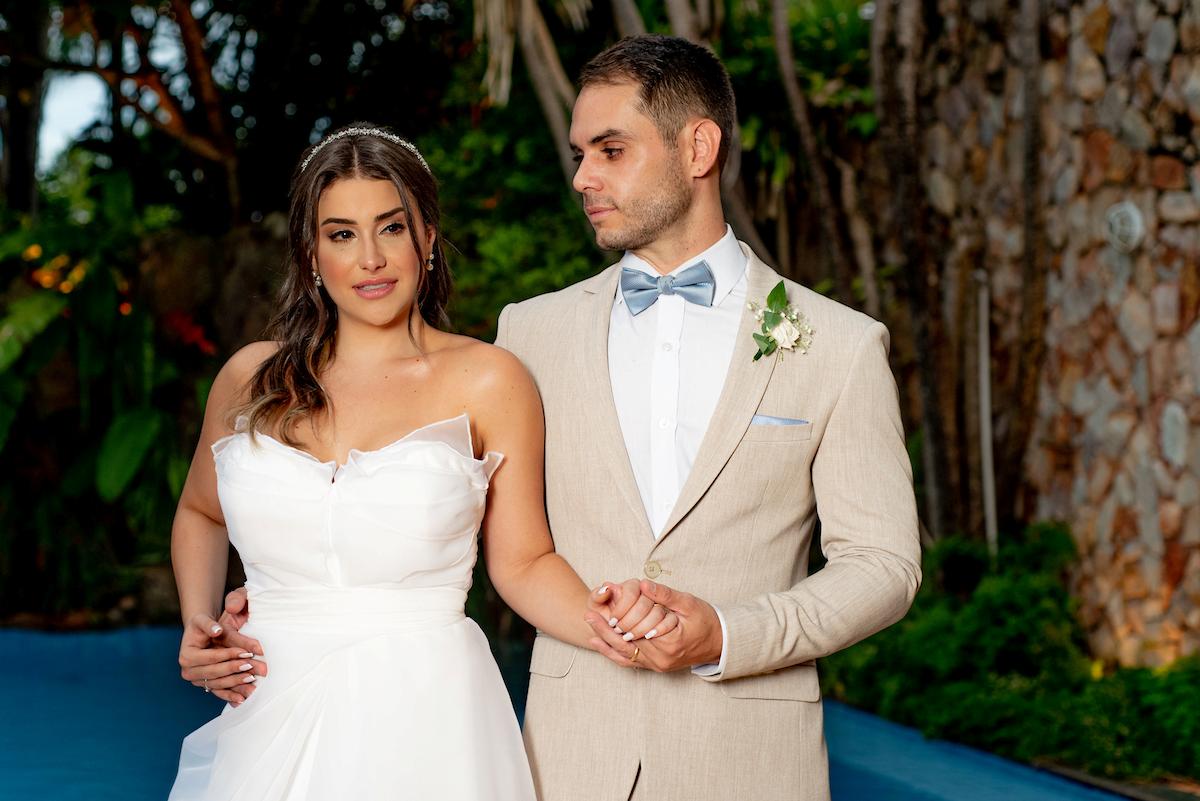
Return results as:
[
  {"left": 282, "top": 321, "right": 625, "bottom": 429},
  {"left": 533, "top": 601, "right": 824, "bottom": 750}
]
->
[
  {"left": 437, "top": 336, "right": 532, "bottom": 392},
  {"left": 209, "top": 341, "right": 282, "bottom": 408}
]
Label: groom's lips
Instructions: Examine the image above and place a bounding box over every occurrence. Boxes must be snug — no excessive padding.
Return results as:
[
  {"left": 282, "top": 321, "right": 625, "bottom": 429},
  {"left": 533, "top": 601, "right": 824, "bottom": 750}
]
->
[{"left": 585, "top": 206, "right": 615, "bottom": 221}]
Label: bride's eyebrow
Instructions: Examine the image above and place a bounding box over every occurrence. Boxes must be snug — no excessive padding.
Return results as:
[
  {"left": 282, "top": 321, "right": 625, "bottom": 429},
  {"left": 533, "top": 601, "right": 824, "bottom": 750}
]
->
[{"left": 319, "top": 206, "right": 406, "bottom": 226}]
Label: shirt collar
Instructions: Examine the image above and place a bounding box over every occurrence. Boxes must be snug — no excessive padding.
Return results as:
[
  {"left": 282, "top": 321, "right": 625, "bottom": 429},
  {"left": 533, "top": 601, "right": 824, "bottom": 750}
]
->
[{"left": 615, "top": 225, "right": 746, "bottom": 307}]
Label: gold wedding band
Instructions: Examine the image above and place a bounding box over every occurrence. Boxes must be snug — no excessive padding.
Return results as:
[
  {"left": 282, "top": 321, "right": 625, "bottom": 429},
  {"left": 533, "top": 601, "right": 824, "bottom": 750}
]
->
[{"left": 630, "top": 646, "right": 640, "bottom": 663}]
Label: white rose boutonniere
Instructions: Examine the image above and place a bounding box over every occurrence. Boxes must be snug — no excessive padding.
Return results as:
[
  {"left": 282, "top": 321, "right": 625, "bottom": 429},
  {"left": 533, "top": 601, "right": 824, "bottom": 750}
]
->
[{"left": 747, "top": 280, "right": 814, "bottom": 362}]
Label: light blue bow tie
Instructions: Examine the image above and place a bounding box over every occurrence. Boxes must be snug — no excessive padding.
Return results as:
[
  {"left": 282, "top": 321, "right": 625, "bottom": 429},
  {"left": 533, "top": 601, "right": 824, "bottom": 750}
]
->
[{"left": 620, "top": 261, "right": 716, "bottom": 316}]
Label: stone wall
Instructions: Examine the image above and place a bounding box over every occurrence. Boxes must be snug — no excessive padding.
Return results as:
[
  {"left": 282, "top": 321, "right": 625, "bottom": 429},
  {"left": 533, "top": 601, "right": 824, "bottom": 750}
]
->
[{"left": 922, "top": 0, "right": 1200, "bottom": 666}]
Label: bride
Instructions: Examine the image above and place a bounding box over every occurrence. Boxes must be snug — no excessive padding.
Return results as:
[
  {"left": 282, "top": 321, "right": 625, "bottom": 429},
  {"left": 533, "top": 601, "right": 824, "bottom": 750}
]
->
[{"left": 168, "top": 124, "right": 675, "bottom": 799}]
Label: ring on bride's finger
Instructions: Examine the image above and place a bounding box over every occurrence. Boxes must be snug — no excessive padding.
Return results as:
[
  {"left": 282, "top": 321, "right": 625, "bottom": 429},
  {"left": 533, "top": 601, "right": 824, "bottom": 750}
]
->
[
  {"left": 629, "top": 646, "right": 640, "bottom": 664},
  {"left": 202, "top": 678, "right": 210, "bottom": 693}
]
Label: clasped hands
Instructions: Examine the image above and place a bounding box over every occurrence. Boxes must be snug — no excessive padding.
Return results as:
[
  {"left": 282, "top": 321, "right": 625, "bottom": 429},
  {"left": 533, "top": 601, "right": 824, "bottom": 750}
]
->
[
  {"left": 177, "top": 589, "right": 266, "bottom": 707},
  {"left": 584, "top": 579, "right": 724, "bottom": 672}
]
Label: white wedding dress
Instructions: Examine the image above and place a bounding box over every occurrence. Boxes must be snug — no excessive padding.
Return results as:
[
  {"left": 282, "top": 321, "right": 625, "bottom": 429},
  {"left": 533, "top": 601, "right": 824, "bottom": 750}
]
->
[{"left": 169, "top": 414, "right": 536, "bottom": 800}]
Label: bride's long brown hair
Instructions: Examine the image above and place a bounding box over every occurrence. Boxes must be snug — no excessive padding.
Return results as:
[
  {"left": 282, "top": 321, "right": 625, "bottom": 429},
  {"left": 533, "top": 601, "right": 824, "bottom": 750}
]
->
[{"left": 233, "top": 124, "right": 451, "bottom": 444}]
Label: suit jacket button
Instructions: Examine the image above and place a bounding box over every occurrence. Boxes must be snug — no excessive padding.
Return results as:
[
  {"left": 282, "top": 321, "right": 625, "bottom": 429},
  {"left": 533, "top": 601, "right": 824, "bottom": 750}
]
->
[{"left": 644, "top": 561, "right": 662, "bottom": 579}]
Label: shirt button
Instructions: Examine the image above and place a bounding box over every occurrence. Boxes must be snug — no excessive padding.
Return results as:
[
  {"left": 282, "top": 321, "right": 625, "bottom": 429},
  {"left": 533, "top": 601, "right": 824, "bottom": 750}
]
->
[
  {"left": 658, "top": 418, "right": 670, "bottom": 429},
  {"left": 661, "top": 342, "right": 673, "bottom": 352},
  {"left": 644, "top": 561, "right": 662, "bottom": 579}
]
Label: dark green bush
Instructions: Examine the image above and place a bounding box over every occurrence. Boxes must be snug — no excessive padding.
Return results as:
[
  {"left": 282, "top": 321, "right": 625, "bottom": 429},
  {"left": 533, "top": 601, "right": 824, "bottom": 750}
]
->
[{"left": 821, "top": 523, "right": 1200, "bottom": 781}]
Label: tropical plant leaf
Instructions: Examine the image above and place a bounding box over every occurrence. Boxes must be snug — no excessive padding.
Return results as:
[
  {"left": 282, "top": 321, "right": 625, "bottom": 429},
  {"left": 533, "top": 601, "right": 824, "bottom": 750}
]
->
[
  {"left": 0, "top": 292, "right": 68, "bottom": 372},
  {"left": 96, "top": 410, "right": 163, "bottom": 502}
]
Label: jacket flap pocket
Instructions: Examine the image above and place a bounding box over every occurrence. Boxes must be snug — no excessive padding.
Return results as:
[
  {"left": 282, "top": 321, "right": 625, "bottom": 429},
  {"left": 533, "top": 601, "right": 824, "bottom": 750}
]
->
[
  {"left": 529, "top": 635, "right": 577, "bottom": 678},
  {"left": 718, "top": 663, "right": 820, "bottom": 701}
]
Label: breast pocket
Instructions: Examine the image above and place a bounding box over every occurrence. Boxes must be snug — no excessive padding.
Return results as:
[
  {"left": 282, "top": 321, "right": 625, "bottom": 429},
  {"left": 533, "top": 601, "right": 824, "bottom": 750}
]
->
[{"left": 742, "top": 419, "right": 813, "bottom": 443}]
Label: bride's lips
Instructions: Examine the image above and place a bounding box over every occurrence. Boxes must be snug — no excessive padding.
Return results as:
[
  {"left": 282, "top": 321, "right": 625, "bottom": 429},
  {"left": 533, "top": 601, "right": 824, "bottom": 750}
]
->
[{"left": 352, "top": 279, "right": 397, "bottom": 299}]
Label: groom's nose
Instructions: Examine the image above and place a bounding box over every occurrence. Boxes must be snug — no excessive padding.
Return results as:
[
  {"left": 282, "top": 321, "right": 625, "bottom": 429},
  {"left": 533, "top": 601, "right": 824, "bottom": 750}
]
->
[{"left": 572, "top": 155, "right": 600, "bottom": 194}]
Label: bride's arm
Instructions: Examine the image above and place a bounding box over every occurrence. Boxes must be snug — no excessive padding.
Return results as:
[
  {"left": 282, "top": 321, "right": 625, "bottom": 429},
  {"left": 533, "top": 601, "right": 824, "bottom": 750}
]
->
[
  {"left": 171, "top": 344, "right": 271, "bottom": 702},
  {"left": 474, "top": 346, "right": 643, "bottom": 650}
]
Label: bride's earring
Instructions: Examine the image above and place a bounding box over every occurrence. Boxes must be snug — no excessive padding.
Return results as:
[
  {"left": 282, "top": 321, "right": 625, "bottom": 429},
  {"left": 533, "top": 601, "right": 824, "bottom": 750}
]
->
[
  {"left": 425, "top": 253, "right": 435, "bottom": 272},
  {"left": 312, "top": 269, "right": 323, "bottom": 288}
]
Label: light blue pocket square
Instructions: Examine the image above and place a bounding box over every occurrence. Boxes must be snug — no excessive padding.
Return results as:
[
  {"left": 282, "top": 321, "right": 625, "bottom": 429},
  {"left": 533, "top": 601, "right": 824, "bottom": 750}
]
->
[{"left": 750, "top": 414, "right": 810, "bottom": 426}]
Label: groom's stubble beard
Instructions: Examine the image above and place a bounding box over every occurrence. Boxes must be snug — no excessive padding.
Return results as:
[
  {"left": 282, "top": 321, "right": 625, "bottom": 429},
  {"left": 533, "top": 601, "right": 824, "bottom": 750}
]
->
[{"left": 588, "top": 154, "right": 693, "bottom": 252}]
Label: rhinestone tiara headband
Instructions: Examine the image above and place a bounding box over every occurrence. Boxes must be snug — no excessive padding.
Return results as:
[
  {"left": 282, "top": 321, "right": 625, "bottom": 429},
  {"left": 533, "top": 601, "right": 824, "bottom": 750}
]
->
[{"left": 298, "top": 127, "right": 431, "bottom": 174}]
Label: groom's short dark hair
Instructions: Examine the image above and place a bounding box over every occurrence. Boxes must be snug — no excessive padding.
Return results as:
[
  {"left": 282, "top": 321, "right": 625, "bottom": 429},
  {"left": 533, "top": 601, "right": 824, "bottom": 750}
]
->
[{"left": 579, "top": 34, "right": 737, "bottom": 171}]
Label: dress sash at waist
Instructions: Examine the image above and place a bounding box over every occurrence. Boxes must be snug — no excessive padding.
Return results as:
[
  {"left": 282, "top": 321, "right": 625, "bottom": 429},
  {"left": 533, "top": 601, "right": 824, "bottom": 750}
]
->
[{"left": 245, "top": 585, "right": 467, "bottom": 634}]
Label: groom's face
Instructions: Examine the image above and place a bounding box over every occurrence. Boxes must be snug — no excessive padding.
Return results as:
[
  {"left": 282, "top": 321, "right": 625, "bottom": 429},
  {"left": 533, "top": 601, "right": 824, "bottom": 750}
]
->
[{"left": 569, "top": 82, "right": 692, "bottom": 252}]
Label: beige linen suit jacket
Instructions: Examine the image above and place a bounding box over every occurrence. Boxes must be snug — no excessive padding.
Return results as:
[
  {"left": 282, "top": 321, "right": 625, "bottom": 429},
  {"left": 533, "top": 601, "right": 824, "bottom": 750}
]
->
[{"left": 494, "top": 244, "right": 921, "bottom": 801}]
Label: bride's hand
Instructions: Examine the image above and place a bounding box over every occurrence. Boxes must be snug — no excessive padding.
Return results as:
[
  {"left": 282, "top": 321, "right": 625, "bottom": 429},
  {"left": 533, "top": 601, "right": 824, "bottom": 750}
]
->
[
  {"left": 587, "top": 580, "right": 680, "bottom": 651},
  {"left": 178, "top": 612, "right": 267, "bottom": 706}
]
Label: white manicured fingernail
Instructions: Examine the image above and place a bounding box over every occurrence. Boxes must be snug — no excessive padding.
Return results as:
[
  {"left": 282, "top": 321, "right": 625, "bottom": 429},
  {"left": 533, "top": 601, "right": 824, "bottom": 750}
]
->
[
  {"left": 607, "top": 617, "right": 618, "bottom": 627},
  {"left": 239, "top": 652, "right": 253, "bottom": 659},
  {"left": 211, "top": 625, "right": 222, "bottom": 635},
  {"left": 622, "top": 632, "right": 634, "bottom": 642},
  {"left": 596, "top": 585, "right": 609, "bottom": 595},
  {"left": 242, "top": 675, "right": 256, "bottom": 684},
  {"left": 238, "top": 663, "right": 253, "bottom": 672},
  {"left": 645, "top": 629, "right": 658, "bottom": 640}
]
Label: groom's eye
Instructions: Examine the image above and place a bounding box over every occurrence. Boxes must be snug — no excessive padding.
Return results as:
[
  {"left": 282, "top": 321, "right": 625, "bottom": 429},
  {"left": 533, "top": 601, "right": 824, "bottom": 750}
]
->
[{"left": 602, "top": 147, "right": 623, "bottom": 159}]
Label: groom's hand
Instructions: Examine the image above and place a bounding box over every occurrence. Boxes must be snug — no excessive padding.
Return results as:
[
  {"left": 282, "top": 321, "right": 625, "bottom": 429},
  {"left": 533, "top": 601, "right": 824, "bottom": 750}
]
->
[{"left": 585, "top": 581, "right": 723, "bottom": 672}]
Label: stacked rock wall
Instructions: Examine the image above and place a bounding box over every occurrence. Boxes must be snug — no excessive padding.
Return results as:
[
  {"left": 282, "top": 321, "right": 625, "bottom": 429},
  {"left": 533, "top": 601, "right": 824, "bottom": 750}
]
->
[{"left": 923, "top": 0, "right": 1199, "bottom": 666}]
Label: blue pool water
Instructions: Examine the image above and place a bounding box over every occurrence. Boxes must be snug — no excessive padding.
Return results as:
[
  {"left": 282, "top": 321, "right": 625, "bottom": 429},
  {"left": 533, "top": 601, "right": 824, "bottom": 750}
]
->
[{"left": 0, "top": 627, "right": 1127, "bottom": 801}]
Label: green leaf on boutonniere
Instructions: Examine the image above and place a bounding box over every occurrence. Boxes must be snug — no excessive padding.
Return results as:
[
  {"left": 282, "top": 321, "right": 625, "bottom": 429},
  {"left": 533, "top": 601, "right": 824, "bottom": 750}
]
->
[
  {"left": 766, "top": 280, "right": 788, "bottom": 311},
  {"left": 748, "top": 280, "right": 812, "bottom": 362}
]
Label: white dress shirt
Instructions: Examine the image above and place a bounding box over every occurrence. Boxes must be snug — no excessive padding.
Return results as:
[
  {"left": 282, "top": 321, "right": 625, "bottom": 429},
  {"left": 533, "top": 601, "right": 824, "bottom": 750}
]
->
[{"left": 608, "top": 224, "right": 745, "bottom": 675}]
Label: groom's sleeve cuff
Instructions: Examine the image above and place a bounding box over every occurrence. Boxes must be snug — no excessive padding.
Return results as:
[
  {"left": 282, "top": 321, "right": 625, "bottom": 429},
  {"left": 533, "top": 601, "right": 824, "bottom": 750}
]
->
[{"left": 690, "top": 606, "right": 728, "bottom": 678}]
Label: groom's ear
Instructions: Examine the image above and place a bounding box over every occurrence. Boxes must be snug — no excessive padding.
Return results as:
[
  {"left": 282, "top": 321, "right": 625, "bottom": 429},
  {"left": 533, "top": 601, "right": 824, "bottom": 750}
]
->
[{"left": 687, "top": 119, "right": 722, "bottom": 179}]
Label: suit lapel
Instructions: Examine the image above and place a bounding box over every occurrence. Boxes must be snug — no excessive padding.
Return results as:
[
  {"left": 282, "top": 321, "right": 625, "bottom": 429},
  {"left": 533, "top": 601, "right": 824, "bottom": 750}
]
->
[
  {"left": 656, "top": 250, "right": 782, "bottom": 542},
  {"left": 579, "top": 265, "right": 653, "bottom": 536}
]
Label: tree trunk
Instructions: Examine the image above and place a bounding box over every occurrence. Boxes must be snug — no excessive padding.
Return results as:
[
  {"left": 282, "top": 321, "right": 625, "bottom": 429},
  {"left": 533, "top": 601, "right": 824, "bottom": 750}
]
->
[
  {"left": 666, "top": 0, "right": 701, "bottom": 42},
  {"left": 611, "top": 0, "right": 646, "bottom": 37},
  {"left": 836, "top": 156, "right": 881, "bottom": 318},
  {"left": 517, "top": 0, "right": 576, "bottom": 189},
  {"left": 169, "top": 0, "right": 240, "bottom": 218},
  {"left": 1, "top": 2, "right": 49, "bottom": 215},
  {"left": 772, "top": 0, "right": 854, "bottom": 304},
  {"left": 997, "top": 0, "right": 1047, "bottom": 529},
  {"left": 873, "top": 0, "right": 952, "bottom": 540}
]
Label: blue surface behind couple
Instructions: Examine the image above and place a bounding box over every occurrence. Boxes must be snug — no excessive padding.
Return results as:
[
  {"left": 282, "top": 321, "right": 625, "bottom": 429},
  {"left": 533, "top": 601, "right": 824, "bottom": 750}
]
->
[{"left": 0, "top": 627, "right": 1127, "bottom": 801}]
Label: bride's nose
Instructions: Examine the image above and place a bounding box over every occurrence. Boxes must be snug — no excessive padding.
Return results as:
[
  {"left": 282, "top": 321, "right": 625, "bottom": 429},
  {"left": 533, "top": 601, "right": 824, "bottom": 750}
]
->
[{"left": 360, "top": 238, "right": 387, "bottom": 272}]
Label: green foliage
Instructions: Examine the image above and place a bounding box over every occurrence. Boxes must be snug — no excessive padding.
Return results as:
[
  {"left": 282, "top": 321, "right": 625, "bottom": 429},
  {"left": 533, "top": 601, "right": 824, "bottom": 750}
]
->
[
  {"left": 821, "top": 524, "right": 1200, "bottom": 781},
  {"left": 96, "top": 410, "right": 165, "bottom": 502},
  {"left": 0, "top": 154, "right": 215, "bottom": 618},
  {"left": 0, "top": 291, "right": 68, "bottom": 372},
  {"left": 419, "top": 49, "right": 600, "bottom": 341}
]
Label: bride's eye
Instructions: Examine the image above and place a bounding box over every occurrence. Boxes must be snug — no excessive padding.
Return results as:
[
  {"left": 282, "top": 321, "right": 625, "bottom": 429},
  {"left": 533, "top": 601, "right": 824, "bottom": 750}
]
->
[
  {"left": 381, "top": 221, "right": 407, "bottom": 235},
  {"left": 327, "top": 229, "right": 354, "bottom": 242}
]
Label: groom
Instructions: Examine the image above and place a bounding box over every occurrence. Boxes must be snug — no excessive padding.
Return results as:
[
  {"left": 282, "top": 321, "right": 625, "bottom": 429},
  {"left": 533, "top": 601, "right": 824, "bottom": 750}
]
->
[{"left": 493, "top": 35, "right": 920, "bottom": 801}]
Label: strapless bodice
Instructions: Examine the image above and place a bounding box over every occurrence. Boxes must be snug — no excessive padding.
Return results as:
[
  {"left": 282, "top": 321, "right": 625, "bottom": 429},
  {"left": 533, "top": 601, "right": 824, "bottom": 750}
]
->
[{"left": 211, "top": 414, "right": 502, "bottom": 594}]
